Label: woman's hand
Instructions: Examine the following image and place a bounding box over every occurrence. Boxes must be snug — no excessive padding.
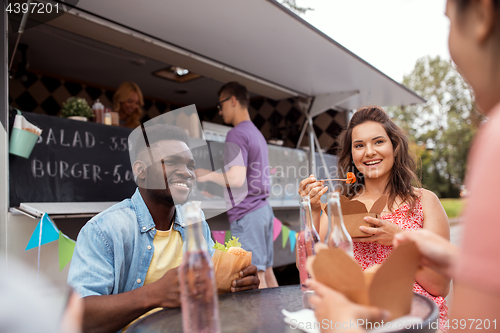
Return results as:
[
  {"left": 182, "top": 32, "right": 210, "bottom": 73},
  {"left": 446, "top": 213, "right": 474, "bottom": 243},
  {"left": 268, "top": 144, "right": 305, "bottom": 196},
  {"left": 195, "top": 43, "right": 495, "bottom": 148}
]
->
[
  {"left": 298, "top": 174, "right": 328, "bottom": 209},
  {"left": 352, "top": 216, "right": 402, "bottom": 246},
  {"left": 394, "top": 229, "right": 458, "bottom": 279}
]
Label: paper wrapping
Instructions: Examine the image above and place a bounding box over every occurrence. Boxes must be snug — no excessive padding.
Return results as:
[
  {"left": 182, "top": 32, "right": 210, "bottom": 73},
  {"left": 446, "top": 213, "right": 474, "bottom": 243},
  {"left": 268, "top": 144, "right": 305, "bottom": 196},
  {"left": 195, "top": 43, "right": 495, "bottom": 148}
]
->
[
  {"left": 212, "top": 249, "right": 252, "bottom": 294},
  {"left": 13, "top": 113, "right": 42, "bottom": 135}
]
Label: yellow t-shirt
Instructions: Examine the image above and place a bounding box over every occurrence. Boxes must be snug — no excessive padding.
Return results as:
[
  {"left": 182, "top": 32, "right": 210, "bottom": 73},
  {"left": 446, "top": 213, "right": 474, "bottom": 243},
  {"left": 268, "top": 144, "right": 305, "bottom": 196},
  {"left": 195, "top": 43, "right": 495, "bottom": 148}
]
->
[{"left": 122, "top": 225, "right": 184, "bottom": 332}]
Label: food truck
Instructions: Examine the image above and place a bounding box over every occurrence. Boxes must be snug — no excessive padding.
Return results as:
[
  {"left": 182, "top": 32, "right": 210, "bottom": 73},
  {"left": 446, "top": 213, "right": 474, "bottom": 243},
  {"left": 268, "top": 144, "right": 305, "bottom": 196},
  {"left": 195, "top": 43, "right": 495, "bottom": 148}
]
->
[{"left": 0, "top": 0, "right": 424, "bottom": 287}]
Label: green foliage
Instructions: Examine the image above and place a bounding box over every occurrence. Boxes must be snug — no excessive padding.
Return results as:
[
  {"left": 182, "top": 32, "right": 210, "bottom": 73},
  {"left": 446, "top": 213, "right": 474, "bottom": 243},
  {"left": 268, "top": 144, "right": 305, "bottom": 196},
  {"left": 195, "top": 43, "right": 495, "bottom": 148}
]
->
[
  {"left": 212, "top": 236, "right": 242, "bottom": 252},
  {"left": 277, "top": 0, "right": 313, "bottom": 15},
  {"left": 387, "top": 56, "right": 485, "bottom": 198},
  {"left": 440, "top": 198, "right": 464, "bottom": 218},
  {"left": 61, "top": 97, "right": 94, "bottom": 118}
]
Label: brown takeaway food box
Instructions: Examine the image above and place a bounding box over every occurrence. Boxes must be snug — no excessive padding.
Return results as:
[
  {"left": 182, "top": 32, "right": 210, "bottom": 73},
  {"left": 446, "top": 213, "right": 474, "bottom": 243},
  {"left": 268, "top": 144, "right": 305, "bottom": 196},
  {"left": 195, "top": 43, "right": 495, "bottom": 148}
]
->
[
  {"left": 322, "top": 194, "right": 388, "bottom": 238},
  {"left": 307, "top": 242, "right": 421, "bottom": 320}
]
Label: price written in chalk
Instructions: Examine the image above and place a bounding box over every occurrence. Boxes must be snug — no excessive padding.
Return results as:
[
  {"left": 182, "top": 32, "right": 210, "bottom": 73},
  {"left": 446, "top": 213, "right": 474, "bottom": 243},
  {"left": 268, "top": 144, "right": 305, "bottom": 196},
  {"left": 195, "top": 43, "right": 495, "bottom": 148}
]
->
[
  {"left": 31, "top": 159, "right": 135, "bottom": 184},
  {"left": 37, "top": 128, "right": 129, "bottom": 152},
  {"left": 10, "top": 112, "right": 137, "bottom": 206}
]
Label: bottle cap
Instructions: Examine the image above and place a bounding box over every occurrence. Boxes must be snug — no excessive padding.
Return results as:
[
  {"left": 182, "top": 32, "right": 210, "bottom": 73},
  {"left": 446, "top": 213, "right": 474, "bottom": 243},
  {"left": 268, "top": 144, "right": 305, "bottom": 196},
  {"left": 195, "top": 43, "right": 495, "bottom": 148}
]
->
[{"left": 92, "top": 99, "right": 104, "bottom": 110}]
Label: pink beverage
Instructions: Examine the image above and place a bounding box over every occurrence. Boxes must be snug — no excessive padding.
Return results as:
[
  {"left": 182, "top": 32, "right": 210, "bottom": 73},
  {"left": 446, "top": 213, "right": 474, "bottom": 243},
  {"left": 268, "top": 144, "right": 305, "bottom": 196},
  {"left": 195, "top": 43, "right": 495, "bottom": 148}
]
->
[
  {"left": 297, "top": 230, "right": 320, "bottom": 291},
  {"left": 179, "top": 202, "right": 220, "bottom": 333},
  {"left": 179, "top": 250, "right": 220, "bottom": 333},
  {"left": 298, "top": 196, "right": 320, "bottom": 292}
]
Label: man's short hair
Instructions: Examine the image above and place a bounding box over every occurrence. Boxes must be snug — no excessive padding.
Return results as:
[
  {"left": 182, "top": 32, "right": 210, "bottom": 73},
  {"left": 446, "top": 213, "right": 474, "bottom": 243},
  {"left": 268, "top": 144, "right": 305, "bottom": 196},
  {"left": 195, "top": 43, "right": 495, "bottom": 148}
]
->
[
  {"left": 128, "top": 124, "right": 190, "bottom": 163},
  {"left": 217, "top": 81, "right": 250, "bottom": 109}
]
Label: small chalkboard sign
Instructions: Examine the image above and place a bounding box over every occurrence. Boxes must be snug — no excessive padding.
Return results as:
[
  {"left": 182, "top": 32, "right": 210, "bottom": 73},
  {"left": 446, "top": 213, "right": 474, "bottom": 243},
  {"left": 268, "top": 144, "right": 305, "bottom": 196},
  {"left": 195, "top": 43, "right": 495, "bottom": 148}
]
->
[{"left": 9, "top": 111, "right": 136, "bottom": 207}]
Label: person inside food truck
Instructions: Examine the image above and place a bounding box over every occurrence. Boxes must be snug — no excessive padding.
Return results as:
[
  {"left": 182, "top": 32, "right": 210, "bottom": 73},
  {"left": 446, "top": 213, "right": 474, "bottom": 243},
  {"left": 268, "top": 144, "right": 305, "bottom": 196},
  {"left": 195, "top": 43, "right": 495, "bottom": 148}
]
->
[{"left": 113, "top": 81, "right": 144, "bottom": 129}]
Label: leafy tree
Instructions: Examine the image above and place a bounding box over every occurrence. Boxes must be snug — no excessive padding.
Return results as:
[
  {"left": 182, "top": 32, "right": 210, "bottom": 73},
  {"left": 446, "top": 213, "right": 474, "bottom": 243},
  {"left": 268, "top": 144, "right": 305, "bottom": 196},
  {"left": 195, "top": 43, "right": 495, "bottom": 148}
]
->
[
  {"left": 388, "top": 56, "right": 484, "bottom": 198},
  {"left": 277, "top": 0, "right": 313, "bottom": 15}
]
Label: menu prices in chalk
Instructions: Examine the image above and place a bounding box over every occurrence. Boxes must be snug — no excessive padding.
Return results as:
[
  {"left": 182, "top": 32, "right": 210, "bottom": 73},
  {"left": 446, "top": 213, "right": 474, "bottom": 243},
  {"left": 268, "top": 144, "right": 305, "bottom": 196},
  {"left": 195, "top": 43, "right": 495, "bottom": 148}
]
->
[{"left": 9, "top": 112, "right": 136, "bottom": 206}]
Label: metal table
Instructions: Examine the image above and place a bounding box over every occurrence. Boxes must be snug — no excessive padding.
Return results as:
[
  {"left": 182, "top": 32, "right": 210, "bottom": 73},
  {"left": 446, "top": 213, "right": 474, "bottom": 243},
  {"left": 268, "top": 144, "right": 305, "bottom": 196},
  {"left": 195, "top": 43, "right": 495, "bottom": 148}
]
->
[{"left": 127, "top": 285, "right": 439, "bottom": 333}]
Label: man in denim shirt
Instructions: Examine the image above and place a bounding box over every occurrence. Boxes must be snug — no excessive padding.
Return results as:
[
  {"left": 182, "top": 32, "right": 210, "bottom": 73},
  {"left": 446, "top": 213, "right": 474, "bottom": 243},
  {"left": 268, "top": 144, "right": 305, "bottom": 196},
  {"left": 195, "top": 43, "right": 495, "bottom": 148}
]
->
[{"left": 68, "top": 124, "right": 259, "bottom": 332}]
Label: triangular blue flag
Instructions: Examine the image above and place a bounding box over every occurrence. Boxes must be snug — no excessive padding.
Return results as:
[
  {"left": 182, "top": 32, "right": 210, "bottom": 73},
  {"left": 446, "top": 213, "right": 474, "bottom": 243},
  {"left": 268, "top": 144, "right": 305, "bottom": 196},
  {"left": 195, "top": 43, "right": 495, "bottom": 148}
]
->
[
  {"left": 289, "top": 230, "right": 297, "bottom": 253},
  {"left": 25, "top": 213, "right": 60, "bottom": 251}
]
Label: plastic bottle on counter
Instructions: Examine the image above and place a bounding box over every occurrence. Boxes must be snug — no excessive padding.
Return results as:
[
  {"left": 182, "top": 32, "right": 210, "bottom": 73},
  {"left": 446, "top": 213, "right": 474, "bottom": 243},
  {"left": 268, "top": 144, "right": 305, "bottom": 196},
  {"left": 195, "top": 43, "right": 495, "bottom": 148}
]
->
[
  {"left": 297, "top": 195, "right": 320, "bottom": 292},
  {"left": 110, "top": 111, "right": 120, "bottom": 126},
  {"left": 92, "top": 99, "right": 104, "bottom": 124},
  {"left": 103, "top": 108, "right": 112, "bottom": 126},
  {"left": 179, "top": 201, "right": 221, "bottom": 333},
  {"left": 325, "top": 192, "right": 353, "bottom": 256}
]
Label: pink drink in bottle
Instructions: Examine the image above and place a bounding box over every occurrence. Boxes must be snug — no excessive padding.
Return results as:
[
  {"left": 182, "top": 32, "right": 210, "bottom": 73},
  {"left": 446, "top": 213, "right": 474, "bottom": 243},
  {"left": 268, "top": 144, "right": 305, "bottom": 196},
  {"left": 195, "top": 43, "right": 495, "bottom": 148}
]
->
[
  {"left": 179, "top": 202, "right": 221, "bottom": 333},
  {"left": 297, "top": 196, "right": 320, "bottom": 292}
]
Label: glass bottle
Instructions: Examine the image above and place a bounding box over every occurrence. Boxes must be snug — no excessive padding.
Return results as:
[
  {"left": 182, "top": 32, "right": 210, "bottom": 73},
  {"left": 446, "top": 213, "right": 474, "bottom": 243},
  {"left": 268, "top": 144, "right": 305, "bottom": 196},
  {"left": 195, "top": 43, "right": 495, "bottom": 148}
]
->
[
  {"left": 325, "top": 192, "right": 353, "bottom": 257},
  {"left": 179, "top": 202, "right": 221, "bottom": 333},
  {"left": 297, "top": 195, "right": 320, "bottom": 292}
]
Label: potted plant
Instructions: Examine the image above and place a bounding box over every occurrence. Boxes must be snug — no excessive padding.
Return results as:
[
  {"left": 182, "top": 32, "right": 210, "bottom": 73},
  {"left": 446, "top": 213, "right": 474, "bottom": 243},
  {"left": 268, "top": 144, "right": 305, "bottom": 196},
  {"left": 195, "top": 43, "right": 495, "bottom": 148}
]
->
[{"left": 61, "top": 97, "right": 94, "bottom": 121}]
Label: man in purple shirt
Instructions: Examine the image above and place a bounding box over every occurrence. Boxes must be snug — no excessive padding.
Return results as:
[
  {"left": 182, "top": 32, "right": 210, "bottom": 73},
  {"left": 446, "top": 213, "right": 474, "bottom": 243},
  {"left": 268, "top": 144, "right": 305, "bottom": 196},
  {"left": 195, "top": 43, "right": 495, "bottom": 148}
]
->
[{"left": 197, "top": 82, "right": 278, "bottom": 288}]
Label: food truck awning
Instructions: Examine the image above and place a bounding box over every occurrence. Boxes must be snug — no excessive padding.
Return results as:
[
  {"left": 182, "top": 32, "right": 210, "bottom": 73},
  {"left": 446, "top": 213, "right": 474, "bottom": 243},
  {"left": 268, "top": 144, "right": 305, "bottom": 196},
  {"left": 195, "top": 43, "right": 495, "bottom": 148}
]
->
[{"left": 46, "top": 0, "right": 424, "bottom": 110}]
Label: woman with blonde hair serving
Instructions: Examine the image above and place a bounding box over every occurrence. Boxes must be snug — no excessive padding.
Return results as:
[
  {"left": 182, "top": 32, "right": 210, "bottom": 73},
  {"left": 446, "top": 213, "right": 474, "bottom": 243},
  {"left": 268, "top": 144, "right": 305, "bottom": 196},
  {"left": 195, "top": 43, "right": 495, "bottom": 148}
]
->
[{"left": 113, "top": 81, "right": 144, "bottom": 128}]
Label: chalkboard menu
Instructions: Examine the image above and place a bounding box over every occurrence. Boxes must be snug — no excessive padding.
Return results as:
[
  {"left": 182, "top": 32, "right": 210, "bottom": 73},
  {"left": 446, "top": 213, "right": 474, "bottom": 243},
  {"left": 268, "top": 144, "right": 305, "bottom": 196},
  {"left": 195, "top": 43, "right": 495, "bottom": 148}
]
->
[{"left": 9, "top": 112, "right": 136, "bottom": 207}]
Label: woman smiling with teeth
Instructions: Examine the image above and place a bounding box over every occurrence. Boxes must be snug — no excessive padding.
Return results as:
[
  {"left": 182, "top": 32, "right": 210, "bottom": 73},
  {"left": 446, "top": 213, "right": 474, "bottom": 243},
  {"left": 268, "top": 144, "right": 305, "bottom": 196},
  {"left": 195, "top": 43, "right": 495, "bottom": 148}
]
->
[{"left": 300, "top": 106, "right": 451, "bottom": 332}]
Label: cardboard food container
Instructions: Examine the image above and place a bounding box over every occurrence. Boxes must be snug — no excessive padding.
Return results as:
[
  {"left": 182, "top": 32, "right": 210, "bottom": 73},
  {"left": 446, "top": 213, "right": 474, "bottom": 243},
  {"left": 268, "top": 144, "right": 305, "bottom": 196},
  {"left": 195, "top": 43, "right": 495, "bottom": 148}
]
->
[
  {"left": 306, "top": 242, "right": 420, "bottom": 320},
  {"left": 322, "top": 194, "right": 388, "bottom": 238},
  {"left": 212, "top": 249, "right": 252, "bottom": 294}
]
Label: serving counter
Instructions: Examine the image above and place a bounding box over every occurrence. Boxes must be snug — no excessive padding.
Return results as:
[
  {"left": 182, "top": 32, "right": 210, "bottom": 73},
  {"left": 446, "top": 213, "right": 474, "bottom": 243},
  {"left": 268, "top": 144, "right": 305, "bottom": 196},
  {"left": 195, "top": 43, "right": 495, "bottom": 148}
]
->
[{"left": 8, "top": 111, "right": 339, "bottom": 274}]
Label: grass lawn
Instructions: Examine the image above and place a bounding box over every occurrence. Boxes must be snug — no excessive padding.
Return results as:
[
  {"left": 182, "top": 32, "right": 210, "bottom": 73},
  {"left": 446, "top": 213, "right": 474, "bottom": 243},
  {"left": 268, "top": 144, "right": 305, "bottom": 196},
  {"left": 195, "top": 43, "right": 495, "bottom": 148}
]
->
[{"left": 440, "top": 198, "right": 465, "bottom": 219}]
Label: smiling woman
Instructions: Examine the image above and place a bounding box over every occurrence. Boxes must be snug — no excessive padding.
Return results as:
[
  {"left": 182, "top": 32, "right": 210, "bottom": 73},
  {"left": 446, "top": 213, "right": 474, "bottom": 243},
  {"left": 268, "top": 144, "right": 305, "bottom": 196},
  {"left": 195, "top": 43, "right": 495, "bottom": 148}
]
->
[
  {"left": 299, "top": 106, "right": 451, "bottom": 332},
  {"left": 337, "top": 106, "right": 418, "bottom": 209},
  {"left": 341, "top": 106, "right": 450, "bottom": 332},
  {"left": 113, "top": 81, "right": 145, "bottom": 129},
  {"left": 351, "top": 121, "right": 395, "bottom": 186}
]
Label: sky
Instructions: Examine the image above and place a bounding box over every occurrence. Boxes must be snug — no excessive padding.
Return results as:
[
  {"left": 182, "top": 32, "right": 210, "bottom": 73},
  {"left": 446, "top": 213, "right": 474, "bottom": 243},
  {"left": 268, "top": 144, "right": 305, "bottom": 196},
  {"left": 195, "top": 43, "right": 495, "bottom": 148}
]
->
[{"left": 294, "top": 0, "right": 450, "bottom": 83}]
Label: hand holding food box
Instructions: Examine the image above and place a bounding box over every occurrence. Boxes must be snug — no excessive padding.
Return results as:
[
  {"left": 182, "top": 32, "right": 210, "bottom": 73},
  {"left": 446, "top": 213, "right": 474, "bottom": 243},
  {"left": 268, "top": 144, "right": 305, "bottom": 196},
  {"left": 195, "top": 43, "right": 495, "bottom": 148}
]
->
[
  {"left": 307, "top": 242, "right": 420, "bottom": 320},
  {"left": 322, "top": 194, "right": 388, "bottom": 238}
]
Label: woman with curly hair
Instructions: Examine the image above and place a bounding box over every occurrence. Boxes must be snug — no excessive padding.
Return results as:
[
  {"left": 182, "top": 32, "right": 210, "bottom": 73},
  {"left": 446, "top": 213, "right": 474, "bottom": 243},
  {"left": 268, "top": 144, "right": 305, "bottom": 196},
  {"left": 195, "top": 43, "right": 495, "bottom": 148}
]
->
[
  {"left": 299, "top": 106, "right": 450, "bottom": 332},
  {"left": 113, "top": 81, "right": 144, "bottom": 128}
]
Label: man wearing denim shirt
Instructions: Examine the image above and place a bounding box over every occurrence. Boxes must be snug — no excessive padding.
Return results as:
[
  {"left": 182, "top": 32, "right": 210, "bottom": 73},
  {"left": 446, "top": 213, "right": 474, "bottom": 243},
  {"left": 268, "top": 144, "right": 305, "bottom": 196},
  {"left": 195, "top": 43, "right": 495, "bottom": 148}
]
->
[{"left": 68, "top": 124, "right": 259, "bottom": 333}]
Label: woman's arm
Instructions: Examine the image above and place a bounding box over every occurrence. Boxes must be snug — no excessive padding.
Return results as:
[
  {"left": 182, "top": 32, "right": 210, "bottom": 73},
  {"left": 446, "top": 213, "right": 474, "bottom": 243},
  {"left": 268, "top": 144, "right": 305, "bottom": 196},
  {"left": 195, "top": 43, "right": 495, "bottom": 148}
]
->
[
  {"left": 318, "top": 208, "right": 329, "bottom": 243},
  {"left": 418, "top": 188, "right": 451, "bottom": 297}
]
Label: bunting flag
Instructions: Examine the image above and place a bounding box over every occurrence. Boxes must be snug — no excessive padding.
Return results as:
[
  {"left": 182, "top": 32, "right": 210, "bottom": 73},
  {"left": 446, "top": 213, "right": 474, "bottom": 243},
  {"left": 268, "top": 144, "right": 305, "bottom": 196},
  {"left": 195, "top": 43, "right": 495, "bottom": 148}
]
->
[
  {"left": 24, "top": 212, "right": 78, "bottom": 276},
  {"left": 26, "top": 213, "right": 301, "bottom": 274},
  {"left": 224, "top": 230, "right": 232, "bottom": 243},
  {"left": 58, "top": 231, "right": 76, "bottom": 271},
  {"left": 273, "top": 217, "right": 283, "bottom": 242},
  {"left": 289, "top": 230, "right": 297, "bottom": 252},
  {"left": 211, "top": 230, "right": 226, "bottom": 244},
  {"left": 25, "top": 213, "right": 59, "bottom": 251},
  {"left": 281, "top": 225, "right": 290, "bottom": 249}
]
